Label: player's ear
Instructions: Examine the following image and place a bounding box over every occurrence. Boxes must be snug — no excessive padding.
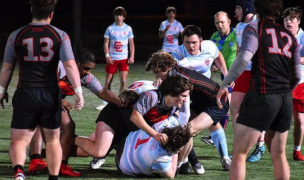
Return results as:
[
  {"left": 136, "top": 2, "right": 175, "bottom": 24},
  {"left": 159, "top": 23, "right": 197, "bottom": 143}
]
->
[{"left": 48, "top": 12, "right": 54, "bottom": 19}]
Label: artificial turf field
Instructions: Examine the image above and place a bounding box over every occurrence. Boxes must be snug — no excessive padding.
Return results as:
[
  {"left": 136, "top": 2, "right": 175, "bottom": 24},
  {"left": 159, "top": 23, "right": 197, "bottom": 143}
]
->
[{"left": 0, "top": 62, "right": 303, "bottom": 180}]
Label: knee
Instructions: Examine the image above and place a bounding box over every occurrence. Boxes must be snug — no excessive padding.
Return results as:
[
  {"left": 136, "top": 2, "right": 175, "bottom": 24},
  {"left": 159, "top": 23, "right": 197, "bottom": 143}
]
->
[
  {"left": 61, "top": 117, "right": 76, "bottom": 133},
  {"left": 92, "top": 150, "right": 106, "bottom": 159}
]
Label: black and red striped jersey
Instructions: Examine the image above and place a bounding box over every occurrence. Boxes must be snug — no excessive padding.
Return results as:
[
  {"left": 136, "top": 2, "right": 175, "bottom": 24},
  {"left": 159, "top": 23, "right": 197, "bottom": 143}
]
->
[
  {"left": 250, "top": 20, "right": 298, "bottom": 93},
  {"left": 169, "top": 65, "right": 220, "bottom": 102}
]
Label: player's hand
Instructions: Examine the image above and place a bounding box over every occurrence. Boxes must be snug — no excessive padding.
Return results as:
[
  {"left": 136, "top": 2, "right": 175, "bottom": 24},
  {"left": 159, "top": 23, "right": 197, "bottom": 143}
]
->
[
  {"left": 211, "top": 64, "right": 219, "bottom": 72},
  {"left": 0, "top": 92, "right": 9, "bottom": 109},
  {"left": 216, "top": 87, "right": 228, "bottom": 109},
  {"left": 128, "top": 57, "right": 134, "bottom": 64},
  {"left": 74, "top": 92, "right": 84, "bottom": 111},
  {"left": 230, "top": 81, "right": 235, "bottom": 89},
  {"left": 62, "top": 99, "right": 73, "bottom": 112},
  {"left": 165, "top": 24, "right": 171, "bottom": 31},
  {"left": 154, "top": 77, "right": 162, "bottom": 88},
  {"left": 106, "top": 57, "right": 114, "bottom": 65},
  {"left": 154, "top": 133, "right": 168, "bottom": 145}
]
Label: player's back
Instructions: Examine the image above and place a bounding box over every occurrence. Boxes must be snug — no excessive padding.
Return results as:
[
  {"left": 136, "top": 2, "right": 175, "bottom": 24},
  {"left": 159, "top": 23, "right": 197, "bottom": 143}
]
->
[
  {"left": 13, "top": 23, "right": 62, "bottom": 88},
  {"left": 250, "top": 20, "right": 298, "bottom": 93},
  {"left": 119, "top": 115, "right": 179, "bottom": 176}
]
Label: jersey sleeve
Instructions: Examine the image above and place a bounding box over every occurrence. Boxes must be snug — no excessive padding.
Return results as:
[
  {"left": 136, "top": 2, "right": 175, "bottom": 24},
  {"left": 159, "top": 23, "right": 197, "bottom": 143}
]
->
[
  {"left": 104, "top": 26, "right": 111, "bottom": 39},
  {"left": 179, "top": 22, "right": 184, "bottom": 33},
  {"left": 133, "top": 91, "right": 158, "bottom": 115},
  {"left": 58, "top": 31, "right": 74, "bottom": 62},
  {"left": 239, "top": 22, "right": 259, "bottom": 54},
  {"left": 151, "top": 155, "right": 172, "bottom": 174},
  {"left": 201, "top": 40, "right": 219, "bottom": 59},
  {"left": 82, "top": 73, "right": 103, "bottom": 95},
  {"left": 128, "top": 26, "right": 134, "bottom": 39},
  {"left": 159, "top": 21, "right": 165, "bottom": 31},
  {"left": 298, "top": 33, "right": 304, "bottom": 57},
  {"left": 171, "top": 46, "right": 184, "bottom": 61},
  {"left": 58, "top": 60, "right": 66, "bottom": 79},
  {"left": 3, "top": 30, "right": 19, "bottom": 64}
]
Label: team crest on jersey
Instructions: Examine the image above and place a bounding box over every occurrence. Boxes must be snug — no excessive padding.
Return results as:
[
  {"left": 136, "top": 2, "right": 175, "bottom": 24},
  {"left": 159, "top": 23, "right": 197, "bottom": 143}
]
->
[
  {"left": 205, "top": 59, "right": 210, "bottom": 66},
  {"left": 228, "top": 41, "right": 234, "bottom": 47},
  {"left": 174, "top": 27, "right": 177, "bottom": 30},
  {"left": 150, "top": 140, "right": 158, "bottom": 151},
  {"left": 123, "top": 31, "right": 126, "bottom": 35}
]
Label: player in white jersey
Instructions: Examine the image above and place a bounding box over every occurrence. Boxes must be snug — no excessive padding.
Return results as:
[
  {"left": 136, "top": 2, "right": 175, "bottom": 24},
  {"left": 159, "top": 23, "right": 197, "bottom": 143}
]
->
[
  {"left": 98, "top": 6, "right": 135, "bottom": 110},
  {"left": 116, "top": 115, "right": 193, "bottom": 178},
  {"left": 283, "top": 7, "right": 304, "bottom": 161},
  {"left": 159, "top": 7, "right": 184, "bottom": 53},
  {"left": 28, "top": 49, "right": 121, "bottom": 176},
  {"left": 233, "top": 0, "right": 266, "bottom": 163},
  {"left": 171, "top": 25, "right": 231, "bottom": 173}
]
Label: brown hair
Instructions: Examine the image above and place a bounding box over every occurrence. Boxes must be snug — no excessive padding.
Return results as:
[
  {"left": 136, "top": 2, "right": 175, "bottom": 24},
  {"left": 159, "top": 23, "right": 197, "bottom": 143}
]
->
[
  {"left": 118, "top": 89, "right": 139, "bottom": 108},
  {"left": 158, "top": 75, "right": 193, "bottom": 97},
  {"left": 254, "top": 0, "right": 282, "bottom": 21},
  {"left": 145, "top": 51, "right": 176, "bottom": 73},
  {"left": 282, "top": 7, "right": 302, "bottom": 20},
  {"left": 30, "top": 0, "right": 57, "bottom": 20},
  {"left": 113, "top": 6, "right": 126, "bottom": 18},
  {"left": 160, "top": 123, "right": 194, "bottom": 154}
]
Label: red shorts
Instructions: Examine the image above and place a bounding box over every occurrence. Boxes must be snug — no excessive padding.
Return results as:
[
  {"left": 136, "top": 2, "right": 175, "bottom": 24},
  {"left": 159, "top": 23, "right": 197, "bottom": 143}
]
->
[
  {"left": 233, "top": 70, "right": 252, "bottom": 93},
  {"left": 106, "top": 59, "right": 129, "bottom": 74},
  {"left": 292, "top": 83, "right": 304, "bottom": 112}
]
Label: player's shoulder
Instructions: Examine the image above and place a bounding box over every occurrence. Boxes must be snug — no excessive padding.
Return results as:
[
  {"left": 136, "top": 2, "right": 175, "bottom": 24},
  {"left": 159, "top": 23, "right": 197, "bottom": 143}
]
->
[
  {"left": 210, "top": 31, "right": 219, "bottom": 39},
  {"left": 201, "top": 40, "right": 217, "bottom": 48}
]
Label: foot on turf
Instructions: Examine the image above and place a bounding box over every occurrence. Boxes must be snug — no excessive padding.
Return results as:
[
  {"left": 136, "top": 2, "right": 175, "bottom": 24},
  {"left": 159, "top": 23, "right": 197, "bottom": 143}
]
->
[
  {"left": 28, "top": 159, "right": 48, "bottom": 174},
  {"left": 247, "top": 145, "right": 265, "bottom": 162},
  {"left": 192, "top": 162, "right": 205, "bottom": 174},
  {"left": 14, "top": 168, "right": 26, "bottom": 180},
  {"left": 201, "top": 136, "right": 215, "bottom": 147},
  {"left": 221, "top": 157, "right": 231, "bottom": 171},
  {"left": 90, "top": 158, "right": 106, "bottom": 169},
  {"left": 60, "top": 164, "right": 81, "bottom": 177},
  {"left": 293, "top": 150, "right": 304, "bottom": 161}
]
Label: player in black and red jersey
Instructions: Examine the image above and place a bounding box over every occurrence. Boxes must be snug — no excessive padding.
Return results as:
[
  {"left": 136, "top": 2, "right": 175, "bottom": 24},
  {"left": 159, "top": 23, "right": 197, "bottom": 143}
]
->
[
  {"left": 145, "top": 51, "right": 231, "bottom": 172},
  {"left": 216, "top": 0, "right": 301, "bottom": 179},
  {"left": 0, "top": 0, "right": 84, "bottom": 180}
]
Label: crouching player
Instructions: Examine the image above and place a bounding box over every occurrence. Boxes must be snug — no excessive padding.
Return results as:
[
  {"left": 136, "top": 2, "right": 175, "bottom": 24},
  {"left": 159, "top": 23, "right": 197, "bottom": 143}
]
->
[{"left": 116, "top": 115, "right": 193, "bottom": 178}]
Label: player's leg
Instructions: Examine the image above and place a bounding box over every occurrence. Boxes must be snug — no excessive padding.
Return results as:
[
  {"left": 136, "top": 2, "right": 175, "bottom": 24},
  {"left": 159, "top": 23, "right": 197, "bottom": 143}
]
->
[
  {"left": 28, "top": 127, "right": 48, "bottom": 174},
  {"left": 247, "top": 131, "right": 266, "bottom": 162},
  {"left": 293, "top": 110, "right": 304, "bottom": 160},
  {"left": 75, "top": 121, "right": 114, "bottom": 158},
  {"left": 105, "top": 73, "right": 114, "bottom": 90},
  {"left": 43, "top": 127, "right": 62, "bottom": 176},
  {"left": 230, "top": 91, "right": 245, "bottom": 131},
  {"left": 59, "top": 111, "right": 81, "bottom": 176},
  {"left": 10, "top": 128, "right": 36, "bottom": 179},
  {"left": 119, "top": 71, "right": 128, "bottom": 93},
  {"left": 229, "top": 123, "right": 261, "bottom": 180},
  {"left": 265, "top": 130, "right": 290, "bottom": 180},
  {"left": 118, "top": 59, "right": 129, "bottom": 93}
]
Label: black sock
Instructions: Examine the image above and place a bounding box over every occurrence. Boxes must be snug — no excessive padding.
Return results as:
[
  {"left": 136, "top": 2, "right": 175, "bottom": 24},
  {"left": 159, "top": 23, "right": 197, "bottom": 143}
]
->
[
  {"left": 48, "top": 175, "right": 58, "bottom": 180},
  {"left": 30, "top": 153, "right": 43, "bottom": 160},
  {"left": 41, "top": 149, "right": 46, "bottom": 158},
  {"left": 13, "top": 165, "right": 23, "bottom": 173},
  {"left": 188, "top": 148, "right": 199, "bottom": 167},
  {"left": 62, "top": 160, "right": 68, "bottom": 165}
]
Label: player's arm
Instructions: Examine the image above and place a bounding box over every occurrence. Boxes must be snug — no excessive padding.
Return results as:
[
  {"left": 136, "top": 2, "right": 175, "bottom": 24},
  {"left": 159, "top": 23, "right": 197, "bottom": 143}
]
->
[
  {"left": 128, "top": 38, "right": 135, "bottom": 64},
  {"left": 97, "top": 88, "right": 121, "bottom": 106},
  {"left": 130, "top": 109, "right": 167, "bottom": 144},
  {"left": 214, "top": 51, "right": 228, "bottom": 76},
  {"left": 159, "top": 25, "right": 170, "bottom": 38},
  {"left": 103, "top": 37, "right": 114, "bottom": 65},
  {"left": 289, "top": 46, "right": 301, "bottom": 89},
  {"left": 0, "top": 62, "right": 15, "bottom": 108},
  {"left": 63, "top": 60, "right": 84, "bottom": 110},
  {"left": 158, "top": 154, "right": 178, "bottom": 178}
]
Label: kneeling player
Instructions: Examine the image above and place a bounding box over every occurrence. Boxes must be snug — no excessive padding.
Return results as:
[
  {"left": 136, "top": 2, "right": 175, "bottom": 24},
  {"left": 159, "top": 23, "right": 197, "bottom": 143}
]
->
[{"left": 116, "top": 115, "right": 193, "bottom": 178}]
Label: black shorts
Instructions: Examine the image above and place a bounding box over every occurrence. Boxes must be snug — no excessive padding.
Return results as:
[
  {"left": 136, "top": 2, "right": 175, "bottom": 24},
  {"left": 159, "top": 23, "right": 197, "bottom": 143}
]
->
[
  {"left": 95, "top": 103, "right": 138, "bottom": 148},
  {"left": 114, "top": 137, "right": 126, "bottom": 174},
  {"left": 237, "top": 91, "right": 292, "bottom": 132},
  {"left": 191, "top": 97, "right": 229, "bottom": 125},
  {"left": 11, "top": 87, "right": 62, "bottom": 129}
]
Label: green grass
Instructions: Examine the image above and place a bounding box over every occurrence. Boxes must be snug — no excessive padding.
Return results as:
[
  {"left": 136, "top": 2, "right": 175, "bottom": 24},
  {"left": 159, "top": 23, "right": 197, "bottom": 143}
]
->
[{"left": 0, "top": 62, "right": 303, "bottom": 179}]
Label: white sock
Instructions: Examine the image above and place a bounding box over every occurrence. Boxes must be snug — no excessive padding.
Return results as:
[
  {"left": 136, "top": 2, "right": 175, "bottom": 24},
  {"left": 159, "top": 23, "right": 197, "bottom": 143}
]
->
[
  {"left": 177, "top": 162, "right": 183, "bottom": 168},
  {"left": 294, "top": 145, "right": 301, "bottom": 151},
  {"left": 183, "top": 157, "right": 188, "bottom": 164},
  {"left": 258, "top": 141, "right": 264, "bottom": 147}
]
